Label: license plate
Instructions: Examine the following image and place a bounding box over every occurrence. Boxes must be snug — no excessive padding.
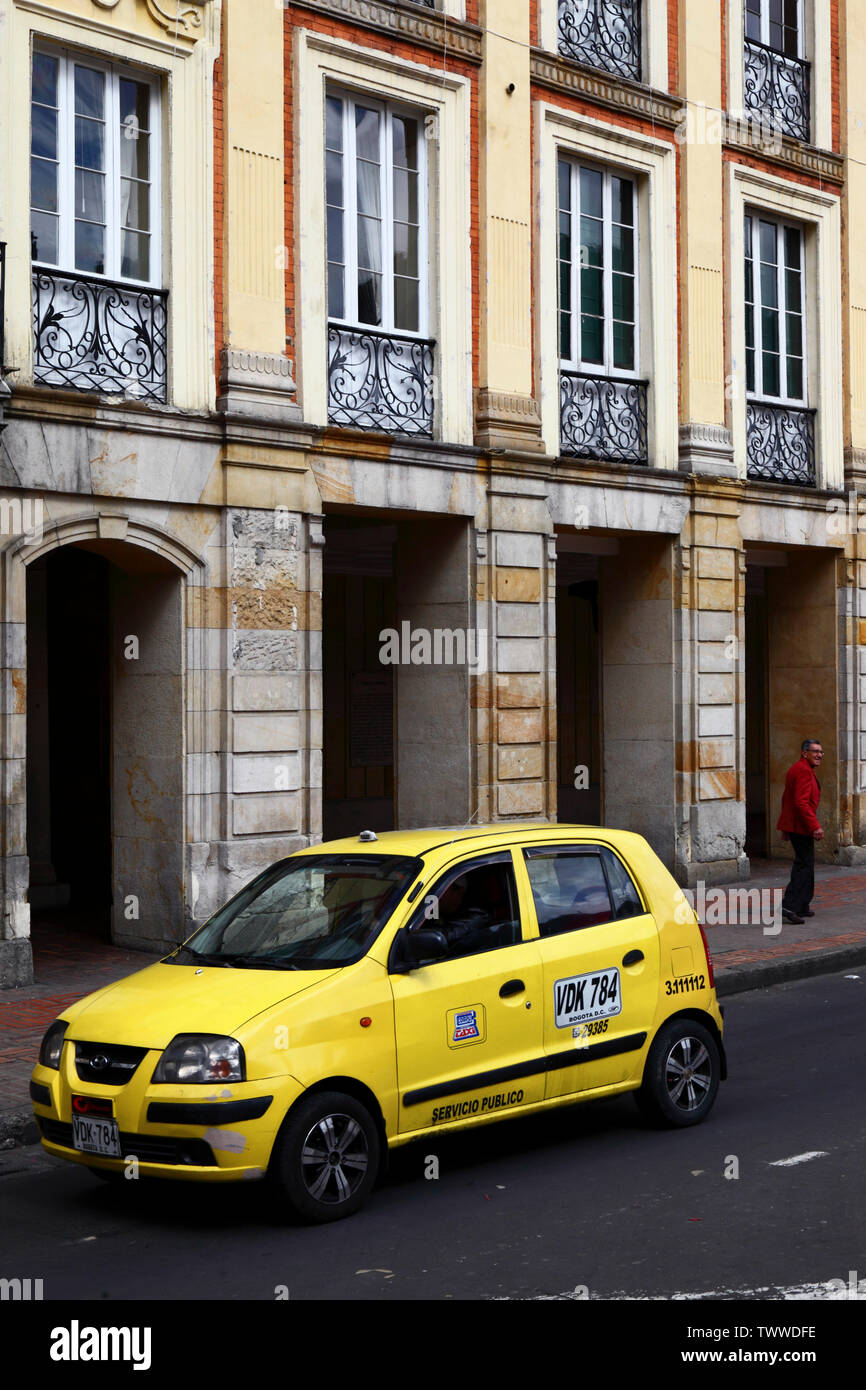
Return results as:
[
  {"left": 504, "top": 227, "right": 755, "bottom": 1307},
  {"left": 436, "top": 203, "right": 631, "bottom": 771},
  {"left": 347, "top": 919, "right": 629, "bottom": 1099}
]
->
[
  {"left": 72, "top": 1114, "right": 121, "bottom": 1158},
  {"left": 554, "top": 967, "right": 622, "bottom": 1028}
]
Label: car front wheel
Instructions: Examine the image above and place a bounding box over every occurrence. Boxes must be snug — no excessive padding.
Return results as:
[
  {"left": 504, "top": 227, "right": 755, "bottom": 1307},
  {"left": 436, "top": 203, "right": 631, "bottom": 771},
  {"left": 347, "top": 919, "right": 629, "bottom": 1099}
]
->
[
  {"left": 635, "top": 1018, "right": 720, "bottom": 1127},
  {"left": 269, "top": 1091, "right": 380, "bottom": 1223}
]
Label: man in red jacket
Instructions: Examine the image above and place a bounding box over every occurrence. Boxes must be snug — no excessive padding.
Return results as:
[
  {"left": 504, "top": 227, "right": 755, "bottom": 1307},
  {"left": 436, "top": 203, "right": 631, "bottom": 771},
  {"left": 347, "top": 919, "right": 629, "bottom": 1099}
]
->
[{"left": 777, "top": 739, "right": 824, "bottom": 925}]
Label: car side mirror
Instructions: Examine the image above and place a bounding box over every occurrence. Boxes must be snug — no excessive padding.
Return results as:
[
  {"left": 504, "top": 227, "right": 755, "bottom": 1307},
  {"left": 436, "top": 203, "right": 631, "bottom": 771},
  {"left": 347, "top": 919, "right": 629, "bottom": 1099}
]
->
[{"left": 390, "top": 926, "right": 448, "bottom": 972}]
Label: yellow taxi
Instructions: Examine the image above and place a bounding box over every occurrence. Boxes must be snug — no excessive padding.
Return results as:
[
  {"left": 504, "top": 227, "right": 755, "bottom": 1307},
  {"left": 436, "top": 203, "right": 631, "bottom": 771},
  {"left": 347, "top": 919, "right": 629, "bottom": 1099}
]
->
[{"left": 31, "top": 823, "right": 726, "bottom": 1222}]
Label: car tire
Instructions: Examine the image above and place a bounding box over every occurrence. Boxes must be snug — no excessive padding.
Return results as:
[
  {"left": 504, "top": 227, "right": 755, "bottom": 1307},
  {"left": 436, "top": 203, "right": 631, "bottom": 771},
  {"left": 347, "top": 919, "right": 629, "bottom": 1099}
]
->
[
  {"left": 635, "top": 1018, "right": 720, "bottom": 1128},
  {"left": 268, "top": 1091, "right": 380, "bottom": 1224}
]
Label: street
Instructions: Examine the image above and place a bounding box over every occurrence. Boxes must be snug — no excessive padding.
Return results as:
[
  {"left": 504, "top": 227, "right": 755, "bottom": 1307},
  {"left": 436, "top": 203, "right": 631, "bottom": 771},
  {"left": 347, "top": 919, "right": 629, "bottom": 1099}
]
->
[{"left": 2, "top": 972, "right": 864, "bottom": 1302}]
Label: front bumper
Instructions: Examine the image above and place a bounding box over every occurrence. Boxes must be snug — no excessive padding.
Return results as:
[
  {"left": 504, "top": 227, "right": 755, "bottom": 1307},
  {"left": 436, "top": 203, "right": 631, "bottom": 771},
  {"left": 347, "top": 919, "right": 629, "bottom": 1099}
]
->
[{"left": 30, "top": 1042, "right": 304, "bottom": 1182}]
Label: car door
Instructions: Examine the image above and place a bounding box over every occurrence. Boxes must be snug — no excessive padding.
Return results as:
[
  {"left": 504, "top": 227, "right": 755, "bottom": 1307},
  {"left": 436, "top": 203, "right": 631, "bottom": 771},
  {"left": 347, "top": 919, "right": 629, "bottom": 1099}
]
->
[
  {"left": 389, "top": 850, "right": 544, "bottom": 1135},
  {"left": 517, "top": 843, "right": 660, "bottom": 1102}
]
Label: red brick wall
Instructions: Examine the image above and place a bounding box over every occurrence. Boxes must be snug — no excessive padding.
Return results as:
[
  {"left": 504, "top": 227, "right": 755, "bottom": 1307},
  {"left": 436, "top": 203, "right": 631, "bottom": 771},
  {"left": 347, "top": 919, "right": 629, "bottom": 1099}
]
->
[{"left": 831, "top": 0, "right": 840, "bottom": 151}]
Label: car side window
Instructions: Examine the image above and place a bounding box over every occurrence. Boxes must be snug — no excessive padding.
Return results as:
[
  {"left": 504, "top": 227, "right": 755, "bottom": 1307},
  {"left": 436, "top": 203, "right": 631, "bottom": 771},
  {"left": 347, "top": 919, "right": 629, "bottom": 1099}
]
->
[
  {"left": 599, "top": 846, "right": 645, "bottom": 919},
  {"left": 524, "top": 850, "right": 613, "bottom": 938},
  {"left": 405, "top": 856, "right": 521, "bottom": 965}
]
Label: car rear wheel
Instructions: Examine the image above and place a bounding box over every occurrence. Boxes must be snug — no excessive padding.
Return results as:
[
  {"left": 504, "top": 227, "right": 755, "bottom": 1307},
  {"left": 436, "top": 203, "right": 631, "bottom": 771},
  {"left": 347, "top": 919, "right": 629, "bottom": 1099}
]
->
[
  {"left": 269, "top": 1091, "right": 380, "bottom": 1223},
  {"left": 635, "top": 1018, "right": 720, "bottom": 1127}
]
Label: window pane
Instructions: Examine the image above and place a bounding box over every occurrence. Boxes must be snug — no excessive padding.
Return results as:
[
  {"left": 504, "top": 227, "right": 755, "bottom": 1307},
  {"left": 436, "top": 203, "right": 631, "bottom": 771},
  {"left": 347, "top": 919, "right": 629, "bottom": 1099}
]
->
[
  {"left": 356, "top": 160, "right": 381, "bottom": 217},
  {"left": 760, "top": 260, "right": 777, "bottom": 309},
  {"left": 558, "top": 158, "right": 571, "bottom": 211},
  {"left": 613, "top": 320, "right": 634, "bottom": 371},
  {"left": 611, "top": 176, "right": 633, "bottom": 226},
  {"left": 579, "top": 166, "right": 602, "bottom": 218},
  {"left": 75, "top": 220, "right": 105, "bottom": 274},
  {"left": 744, "top": 215, "right": 753, "bottom": 256},
  {"left": 328, "top": 263, "right": 345, "bottom": 320},
  {"left": 785, "top": 268, "right": 801, "bottom": 313},
  {"left": 31, "top": 157, "right": 58, "bottom": 213},
  {"left": 119, "top": 79, "right": 150, "bottom": 136},
  {"left": 580, "top": 313, "right": 603, "bottom": 364},
  {"left": 559, "top": 251, "right": 571, "bottom": 314},
  {"left": 327, "top": 206, "right": 344, "bottom": 267},
  {"left": 745, "top": 301, "right": 755, "bottom": 350},
  {"left": 560, "top": 309, "right": 571, "bottom": 361},
  {"left": 762, "top": 349, "right": 780, "bottom": 396},
  {"left": 745, "top": 256, "right": 753, "bottom": 303},
  {"left": 612, "top": 271, "right": 634, "bottom": 323},
  {"left": 392, "top": 115, "right": 418, "bottom": 171},
  {"left": 357, "top": 215, "right": 382, "bottom": 272},
  {"left": 75, "top": 117, "right": 105, "bottom": 171},
  {"left": 393, "top": 169, "right": 418, "bottom": 225},
  {"left": 75, "top": 168, "right": 105, "bottom": 223},
  {"left": 326, "top": 96, "right": 343, "bottom": 151},
  {"left": 357, "top": 271, "right": 382, "bottom": 325},
  {"left": 759, "top": 220, "right": 777, "bottom": 267},
  {"left": 394, "top": 277, "right": 419, "bottom": 333},
  {"left": 74, "top": 67, "right": 105, "bottom": 120},
  {"left": 354, "top": 106, "right": 380, "bottom": 162},
  {"left": 580, "top": 215, "right": 602, "bottom": 268},
  {"left": 786, "top": 355, "right": 803, "bottom": 400},
  {"left": 762, "top": 305, "right": 779, "bottom": 352},
  {"left": 31, "top": 211, "right": 58, "bottom": 264},
  {"left": 786, "top": 310, "right": 802, "bottom": 358},
  {"left": 31, "top": 104, "right": 57, "bottom": 160},
  {"left": 121, "top": 178, "right": 150, "bottom": 231},
  {"left": 600, "top": 847, "right": 643, "bottom": 919},
  {"left": 120, "top": 128, "right": 150, "bottom": 180},
  {"left": 784, "top": 226, "right": 801, "bottom": 270},
  {"left": 326, "top": 150, "right": 343, "bottom": 210},
  {"left": 414, "top": 861, "right": 520, "bottom": 961},
  {"left": 745, "top": 0, "right": 761, "bottom": 41},
  {"left": 581, "top": 265, "right": 603, "bottom": 317},
  {"left": 746, "top": 346, "right": 755, "bottom": 393},
  {"left": 524, "top": 852, "right": 612, "bottom": 938},
  {"left": 393, "top": 222, "right": 418, "bottom": 279},
  {"left": 32, "top": 53, "right": 58, "bottom": 107},
  {"left": 121, "top": 229, "right": 150, "bottom": 281},
  {"left": 612, "top": 223, "right": 633, "bottom": 273}
]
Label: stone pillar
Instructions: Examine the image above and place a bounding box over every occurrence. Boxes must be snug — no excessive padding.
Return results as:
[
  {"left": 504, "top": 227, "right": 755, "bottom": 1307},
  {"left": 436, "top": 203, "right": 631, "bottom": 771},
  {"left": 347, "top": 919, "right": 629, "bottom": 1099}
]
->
[
  {"left": 0, "top": 582, "right": 32, "bottom": 986},
  {"left": 675, "top": 484, "right": 748, "bottom": 885},
  {"left": 475, "top": 479, "right": 554, "bottom": 821}
]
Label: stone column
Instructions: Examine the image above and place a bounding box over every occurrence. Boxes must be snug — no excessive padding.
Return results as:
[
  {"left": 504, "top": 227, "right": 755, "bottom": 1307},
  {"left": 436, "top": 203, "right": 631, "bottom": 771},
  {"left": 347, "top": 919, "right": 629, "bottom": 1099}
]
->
[
  {"left": 0, "top": 586, "right": 31, "bottom": 986},
  {"left": 675, "top": 483, "right": 748, "bottom": 885}
]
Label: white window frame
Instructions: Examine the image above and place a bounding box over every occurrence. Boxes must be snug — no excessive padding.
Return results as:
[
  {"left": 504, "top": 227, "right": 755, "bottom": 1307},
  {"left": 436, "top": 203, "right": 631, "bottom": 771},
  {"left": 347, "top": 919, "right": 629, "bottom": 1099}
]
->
[
  {"left": 728, "top": 0, "right": 830, "bottom": 148},
  {"left": 744, "top": 211, "right": 806, "bottom": 406},
  {"left": 557, "top": 156, "right": 640, "bottom": 380},
  {"left": 294, "top": 30, "right": 473, "bottom": 443},
  {"left": 326, "top": 87, "right": 429, "bottom": 338},
  {"left": 727, "top": 162, "right": 842, "bottom": 487},
  {"left": 537, "top": 104, "right": 677, "bottom": 467},
  {"left": 540, "top": 1, "right": 669, "bottom": 94},
  {"left": 31, "top": 44, "right": 162, "bottom": 288}
]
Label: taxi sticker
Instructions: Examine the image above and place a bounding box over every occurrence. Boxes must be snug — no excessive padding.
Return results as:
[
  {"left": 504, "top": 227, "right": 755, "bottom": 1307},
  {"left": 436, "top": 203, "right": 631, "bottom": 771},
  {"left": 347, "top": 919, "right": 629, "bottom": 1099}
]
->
[{"left": 446, "top": 1004, "right": 486, "bottom": 1048}]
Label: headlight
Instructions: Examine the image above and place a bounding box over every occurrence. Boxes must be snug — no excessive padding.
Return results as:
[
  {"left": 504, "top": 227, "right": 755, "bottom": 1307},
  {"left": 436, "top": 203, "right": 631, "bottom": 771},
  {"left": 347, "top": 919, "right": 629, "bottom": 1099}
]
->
[
  {"left": 39, "top": 1019, "right": 69, "bottom": 1070},
  {"left": 152, "top": 1035, "right": 245, "bottom": 1084}
]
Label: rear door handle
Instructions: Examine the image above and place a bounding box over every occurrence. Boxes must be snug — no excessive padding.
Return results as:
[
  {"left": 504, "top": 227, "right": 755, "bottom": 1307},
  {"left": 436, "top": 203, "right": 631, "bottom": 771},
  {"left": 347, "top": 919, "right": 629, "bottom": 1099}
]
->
[
  {"left": 622, "top": 950, "right": 644, "bottom": 967},
  {"left": 499, "top": 979, "right": 525, "bottom": 998}
]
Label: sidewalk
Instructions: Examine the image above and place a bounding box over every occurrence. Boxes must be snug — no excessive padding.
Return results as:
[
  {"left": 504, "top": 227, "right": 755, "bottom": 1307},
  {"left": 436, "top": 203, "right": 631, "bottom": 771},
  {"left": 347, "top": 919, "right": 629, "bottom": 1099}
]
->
[{"left": 2, "top": 858, "right": 866, "bottom": 1146}]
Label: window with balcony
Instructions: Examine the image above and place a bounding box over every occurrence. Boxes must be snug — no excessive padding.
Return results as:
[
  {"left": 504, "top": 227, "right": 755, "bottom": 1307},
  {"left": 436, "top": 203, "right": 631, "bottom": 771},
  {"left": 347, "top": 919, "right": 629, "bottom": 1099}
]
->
[
  {"left": 743, "top": 0, "right": 810, "bottom": 142},
  {"left": 557, "top": 157, "right": 647, "bottom": 463},
  {"left": 744, "top": 212, "right": 814, "bottom": 484},
  {"left": 557, "top": 1, "right": 642, "bottom": 83},
  {"left": 30, "top": 48, "right": 166, "bottom": 401},
  {"left": 325, "top": 90, "right": 434, "bottom": 437}
]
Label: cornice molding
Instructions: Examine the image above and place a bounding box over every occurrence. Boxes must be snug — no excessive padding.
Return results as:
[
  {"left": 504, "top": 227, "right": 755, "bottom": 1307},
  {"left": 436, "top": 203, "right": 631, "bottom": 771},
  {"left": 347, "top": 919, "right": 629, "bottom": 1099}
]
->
[
  {"left": 529, "top": 50, "right": 681, "bottom": 129},
  {"left": 724, "top": 131, "right": 844, "bottom": 186},
  {"left": 292, "top": 0, "right": 482, "bottom": 64}
]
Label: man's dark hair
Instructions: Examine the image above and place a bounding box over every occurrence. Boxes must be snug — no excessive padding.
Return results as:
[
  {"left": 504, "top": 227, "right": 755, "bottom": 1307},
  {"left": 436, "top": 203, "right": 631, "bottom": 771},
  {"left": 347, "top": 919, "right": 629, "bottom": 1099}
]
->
[{"left": 801, "top": 739, "right": 821, "bottom": 753}]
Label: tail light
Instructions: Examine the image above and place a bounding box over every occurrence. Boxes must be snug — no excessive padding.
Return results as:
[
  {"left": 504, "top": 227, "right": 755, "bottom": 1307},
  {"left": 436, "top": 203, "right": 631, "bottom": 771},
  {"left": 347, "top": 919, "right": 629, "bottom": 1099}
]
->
[{"left": 696, "top": 920, "right": 715, "bottom": 989}]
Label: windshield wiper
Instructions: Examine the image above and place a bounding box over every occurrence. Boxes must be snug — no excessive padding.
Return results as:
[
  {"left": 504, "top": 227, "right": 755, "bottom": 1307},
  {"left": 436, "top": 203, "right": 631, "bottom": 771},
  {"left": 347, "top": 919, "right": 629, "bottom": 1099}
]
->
[
  {"left": 218, "top": 954, "right": 301, "bottom": 970},
  {"left": 170, "top": 946, "right": 236, "bottom": 968}
]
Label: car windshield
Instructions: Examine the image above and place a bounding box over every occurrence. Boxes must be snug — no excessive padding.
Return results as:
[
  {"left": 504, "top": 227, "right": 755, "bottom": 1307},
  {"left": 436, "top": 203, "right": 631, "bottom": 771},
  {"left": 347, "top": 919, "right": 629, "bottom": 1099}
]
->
[{"left": 169, "top": 854, "right": 422, "bottom": 970}]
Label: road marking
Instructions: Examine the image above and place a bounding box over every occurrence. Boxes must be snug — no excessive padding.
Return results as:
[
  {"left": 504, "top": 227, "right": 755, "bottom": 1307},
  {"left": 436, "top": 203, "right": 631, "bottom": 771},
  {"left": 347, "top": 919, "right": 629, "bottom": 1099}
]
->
[
  {"left": 497, "top": 1277, "right": 866, "bottom": 1301},
  {"left": 769, "top": 1150, "right": 829, "bottom": 1167}
]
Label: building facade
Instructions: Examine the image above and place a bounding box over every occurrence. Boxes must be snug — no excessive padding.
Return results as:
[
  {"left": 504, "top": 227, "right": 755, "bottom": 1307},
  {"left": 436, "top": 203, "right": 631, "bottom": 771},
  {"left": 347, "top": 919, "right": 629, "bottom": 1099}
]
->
[{"left": 1, "top": 0, "right": 865, "bottom": 988}]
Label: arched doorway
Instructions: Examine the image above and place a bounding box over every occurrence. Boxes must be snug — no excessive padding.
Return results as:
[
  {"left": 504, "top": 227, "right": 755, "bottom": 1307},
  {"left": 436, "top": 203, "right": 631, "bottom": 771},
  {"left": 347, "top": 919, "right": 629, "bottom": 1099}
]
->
[{"left": 25, "top": 536, "right": 185, "bottom": 949}]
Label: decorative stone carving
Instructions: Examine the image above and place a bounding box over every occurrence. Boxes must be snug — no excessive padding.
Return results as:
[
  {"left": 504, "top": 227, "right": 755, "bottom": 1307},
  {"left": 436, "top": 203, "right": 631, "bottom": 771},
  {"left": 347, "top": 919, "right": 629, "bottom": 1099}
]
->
[
  {"left": 474, "top": 389, "right": 545, "bottom": 453},
  {"left": 218, "top": 349, "right": 302, "bottom": 423},
  {"left": 142, "top": 0, "right": 212, "bottom": 39},
  {"left": 678, "top": 423, "right": 737, "bottom": 479}
]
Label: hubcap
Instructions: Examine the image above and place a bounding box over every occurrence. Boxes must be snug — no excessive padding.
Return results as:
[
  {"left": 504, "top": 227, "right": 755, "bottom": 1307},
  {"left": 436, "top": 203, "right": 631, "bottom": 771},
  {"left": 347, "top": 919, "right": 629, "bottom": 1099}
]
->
[
  {"left": 300, "top": 1113, "right": 369, "bottom": 1204},
  {"left": 664, "top": 1035, "right": 712, "bottom": 1112}
]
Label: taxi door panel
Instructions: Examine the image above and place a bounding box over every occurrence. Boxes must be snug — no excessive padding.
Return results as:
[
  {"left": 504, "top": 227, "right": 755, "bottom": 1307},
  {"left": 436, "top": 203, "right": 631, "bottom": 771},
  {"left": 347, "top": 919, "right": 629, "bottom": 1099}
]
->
[
  {"left": 517, "top": 845, "right": 661, "bottom": 1100},
  {"left": 390, "top": 851, "right": 544, "bottom": 1134}
]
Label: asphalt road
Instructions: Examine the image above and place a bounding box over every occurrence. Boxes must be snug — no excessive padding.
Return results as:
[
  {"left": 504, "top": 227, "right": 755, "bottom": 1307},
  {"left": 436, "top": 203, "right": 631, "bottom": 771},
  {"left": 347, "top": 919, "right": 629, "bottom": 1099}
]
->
[{"left": 2, "top": 972, "right": 864, "bottom": 1302}]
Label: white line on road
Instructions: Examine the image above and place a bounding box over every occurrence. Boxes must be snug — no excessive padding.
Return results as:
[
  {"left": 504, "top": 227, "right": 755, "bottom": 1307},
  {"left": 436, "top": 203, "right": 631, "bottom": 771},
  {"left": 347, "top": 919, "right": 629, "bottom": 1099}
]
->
[{"left": 769, "top": 1151, "right": 829, "bottom": 1167}]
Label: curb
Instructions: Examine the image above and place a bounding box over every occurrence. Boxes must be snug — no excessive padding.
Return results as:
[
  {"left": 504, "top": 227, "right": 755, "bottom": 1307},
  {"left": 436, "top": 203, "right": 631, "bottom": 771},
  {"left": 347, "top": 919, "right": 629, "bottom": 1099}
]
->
[{"left": 3, "top": 945, "right": 866, "bottom": 1151}]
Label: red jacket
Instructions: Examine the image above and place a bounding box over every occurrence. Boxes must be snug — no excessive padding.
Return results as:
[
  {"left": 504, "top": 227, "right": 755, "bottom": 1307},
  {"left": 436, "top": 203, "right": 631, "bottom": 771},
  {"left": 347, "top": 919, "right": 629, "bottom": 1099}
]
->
[{"left": 777, "top": 758, "right": 821, "bottom": 836}]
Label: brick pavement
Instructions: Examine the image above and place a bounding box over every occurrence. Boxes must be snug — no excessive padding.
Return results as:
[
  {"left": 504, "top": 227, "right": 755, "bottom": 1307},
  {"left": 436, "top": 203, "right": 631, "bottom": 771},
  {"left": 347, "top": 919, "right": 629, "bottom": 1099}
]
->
[{"left": 2, "top": 862, "right": 866, "bottom": 1139}]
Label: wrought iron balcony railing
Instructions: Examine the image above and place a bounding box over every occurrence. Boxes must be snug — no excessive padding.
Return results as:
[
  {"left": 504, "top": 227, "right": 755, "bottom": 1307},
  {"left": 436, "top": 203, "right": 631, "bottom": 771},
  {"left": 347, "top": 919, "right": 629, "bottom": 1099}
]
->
[
  {"left": 746, "top": 401, "right": 815, "bottom": 485},
  {"left": 557, "top": 0, "right": 642, "bottom": 82},
  {"left": 32, "top": 269, "right": 168, "bottom": 402},
  {"left": 327, "top": 324, "right": 435, "bottom": 437},
  {"left": 560, "top": 370, "right": 648, "bottom": 463},
  {"left": 743, "top": 38, "right": 810, "bottom": 143}
]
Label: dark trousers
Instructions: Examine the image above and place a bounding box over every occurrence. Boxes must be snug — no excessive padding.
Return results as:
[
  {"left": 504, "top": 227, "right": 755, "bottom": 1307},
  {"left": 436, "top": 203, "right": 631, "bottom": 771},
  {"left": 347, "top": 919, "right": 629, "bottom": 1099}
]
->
[{"left": 783, "top": 833, "right": 815, "bottom": 915}]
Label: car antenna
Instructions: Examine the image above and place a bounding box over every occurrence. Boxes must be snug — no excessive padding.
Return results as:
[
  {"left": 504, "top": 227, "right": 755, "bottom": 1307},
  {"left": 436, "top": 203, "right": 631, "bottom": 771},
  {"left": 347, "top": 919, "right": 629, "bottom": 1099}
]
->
[{"left": 444, "top": 805, "right": 481, "bottom": 850}]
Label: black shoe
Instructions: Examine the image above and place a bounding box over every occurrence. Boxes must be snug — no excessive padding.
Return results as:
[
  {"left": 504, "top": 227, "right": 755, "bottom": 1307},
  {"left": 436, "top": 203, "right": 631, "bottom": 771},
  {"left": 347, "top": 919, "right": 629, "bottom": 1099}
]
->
[
  {"left": 782, "top": 909, "right": 804, "bottom": 925},
  {"left": 803, "top": 909, "right": 815, "bottom": 917}
]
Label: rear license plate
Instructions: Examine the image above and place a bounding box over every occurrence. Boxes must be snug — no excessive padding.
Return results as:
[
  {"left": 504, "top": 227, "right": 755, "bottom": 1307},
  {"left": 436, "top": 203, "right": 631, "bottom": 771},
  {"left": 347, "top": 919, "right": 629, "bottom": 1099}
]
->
[
  {"left": 72, "top": 1114, "right": 121, "bottom": 1158},
  {"left": 554, "top": 967, "right": 622, "bottom": 1028}
]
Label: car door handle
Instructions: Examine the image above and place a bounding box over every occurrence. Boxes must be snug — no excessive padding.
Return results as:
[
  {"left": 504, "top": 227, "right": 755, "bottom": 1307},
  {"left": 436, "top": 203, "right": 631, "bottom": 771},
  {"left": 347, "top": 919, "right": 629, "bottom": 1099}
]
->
[
  {"left": 622, "top": 950, "right": 644, "bottom": 967},
  {"left": 499, "top": 979, "right": 525, "bottom": 998}
]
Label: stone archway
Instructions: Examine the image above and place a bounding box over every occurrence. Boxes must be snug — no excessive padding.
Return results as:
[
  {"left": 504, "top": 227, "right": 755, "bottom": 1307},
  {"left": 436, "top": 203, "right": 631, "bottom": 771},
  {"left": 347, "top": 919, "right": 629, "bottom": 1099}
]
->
[{"left": 1, "top": 512, "right": 207, "bottom": 987}]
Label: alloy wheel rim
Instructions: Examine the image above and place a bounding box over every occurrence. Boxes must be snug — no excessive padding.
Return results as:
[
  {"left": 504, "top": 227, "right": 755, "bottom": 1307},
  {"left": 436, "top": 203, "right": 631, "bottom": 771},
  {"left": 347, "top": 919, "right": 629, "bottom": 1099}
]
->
[
  {"left": 664, "top": 1036, "right": 712, "bottom": 1111},
  {"left": 300, "top": 1113, "right": 369, "bottom": 1204}
]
